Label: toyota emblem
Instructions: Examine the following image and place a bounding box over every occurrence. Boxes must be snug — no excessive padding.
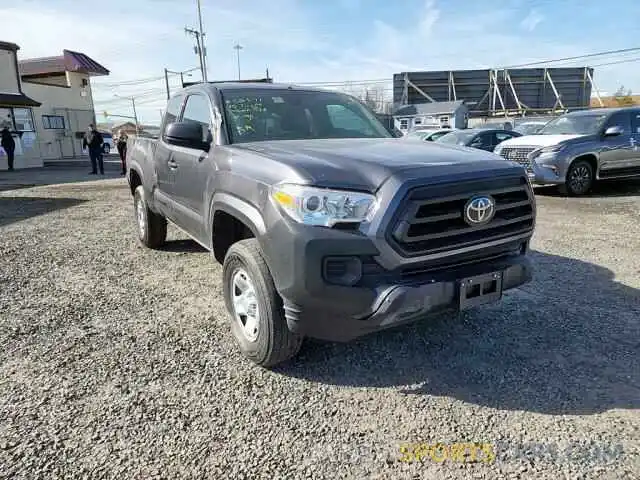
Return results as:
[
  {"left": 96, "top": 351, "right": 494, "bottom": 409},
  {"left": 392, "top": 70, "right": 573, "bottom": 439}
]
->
[{"left": 464, "top": 195, "right": 496, "bottom": 226}]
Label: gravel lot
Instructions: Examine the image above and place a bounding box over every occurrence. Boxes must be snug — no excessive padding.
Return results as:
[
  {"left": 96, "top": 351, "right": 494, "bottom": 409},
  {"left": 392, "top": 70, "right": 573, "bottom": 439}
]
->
[{"left": 0, "top": 169, "right": 639, "bottom": 479}]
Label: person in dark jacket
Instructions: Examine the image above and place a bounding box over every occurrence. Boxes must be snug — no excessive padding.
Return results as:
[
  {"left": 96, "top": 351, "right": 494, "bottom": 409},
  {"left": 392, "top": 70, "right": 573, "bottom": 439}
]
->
[
  {"left": 116, "top": 130, "right": 128, "bottom": 175},
  {"left": 1, "top": 126, "right": 16, "bottom": 171},
  {"left": 83, "top": 123, "right": 105, "bottom": 175}
]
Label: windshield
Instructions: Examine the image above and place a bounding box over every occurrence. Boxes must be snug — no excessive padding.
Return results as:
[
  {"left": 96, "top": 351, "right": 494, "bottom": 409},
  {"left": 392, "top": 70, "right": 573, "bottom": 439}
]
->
[
  {"left": 221, "top": 88, "right": 391, "bottom": 143},
  {"left": 406, "top": 131, "right": 430, "bottom": 140},
  {"left": 538, "top": 114, "right": 607, "bottom": 135},
  {"left": 436, "top": 130, "right": 475, "bottom": 145},
  {"left": 514, "top": 123, "right": 544, "bottom": 135}
]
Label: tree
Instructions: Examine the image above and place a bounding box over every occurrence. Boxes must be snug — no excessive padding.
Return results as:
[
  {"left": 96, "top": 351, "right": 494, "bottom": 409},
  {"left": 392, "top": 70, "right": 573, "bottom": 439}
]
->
[{"left": 613, "top": 85, "right": 635, "bottom": 106}]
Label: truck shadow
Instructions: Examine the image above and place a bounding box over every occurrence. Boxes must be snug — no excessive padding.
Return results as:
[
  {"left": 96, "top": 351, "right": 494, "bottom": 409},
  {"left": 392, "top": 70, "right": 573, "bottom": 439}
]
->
[
  {"left": 535, "top": 178, "right": 640, "bottom": 198},
  {"left": 159, "top": 239, "right": 208, "bottom": 253},
  {"left": 280, "top": 250, "right": 640, "bottom": 416},
  {"left": 0, "top": 197, "right": 87, "bottom": 228}
]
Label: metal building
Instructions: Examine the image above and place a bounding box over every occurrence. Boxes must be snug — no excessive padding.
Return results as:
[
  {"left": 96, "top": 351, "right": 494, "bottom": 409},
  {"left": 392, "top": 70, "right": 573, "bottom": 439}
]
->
[{"left": 393, "top": 67, "right": 602, "bottom": 117}]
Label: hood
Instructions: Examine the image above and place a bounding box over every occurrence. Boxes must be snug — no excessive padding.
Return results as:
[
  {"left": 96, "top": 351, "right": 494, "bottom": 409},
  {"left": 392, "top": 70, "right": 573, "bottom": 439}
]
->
[
  {"left": 497, "top": 134, "right": 586, "bottom": 148},
  {"left": 234, "top": 138, "right": 522, "bottom": 192}
]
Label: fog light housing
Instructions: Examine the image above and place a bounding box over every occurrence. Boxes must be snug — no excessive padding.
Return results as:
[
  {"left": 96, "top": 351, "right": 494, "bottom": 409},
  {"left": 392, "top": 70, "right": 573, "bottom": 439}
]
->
[{"left": 323, "top": 256, "right": 362, "bottom": 286}]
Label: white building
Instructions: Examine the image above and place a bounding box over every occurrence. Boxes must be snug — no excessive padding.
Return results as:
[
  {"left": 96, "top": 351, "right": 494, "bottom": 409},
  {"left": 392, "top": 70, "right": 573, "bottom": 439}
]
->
[
  {"left": 19, "top": 49, "right": 110, "bottom": 162},
  {"left": 0, "top": 40, "right": 109, "bottom": 170},
  {"left": 393, "top": 100, "right": 469, "bottom": 134},
  {"left": 0, "top": 41, "right": 42, "bottom": 170}
]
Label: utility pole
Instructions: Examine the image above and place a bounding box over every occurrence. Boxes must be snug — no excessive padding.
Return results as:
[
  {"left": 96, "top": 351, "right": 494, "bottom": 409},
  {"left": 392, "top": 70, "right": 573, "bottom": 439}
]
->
[
  {"left": 196, "top": 0, "right": 208, "bottom": 82},
  {"left": 164, "top": 68, "right": 171, "bottom": 100},
  {"left": 233, "top": 43, "right": 243, "bottom": 80},
  {"left": 185, "top": 27, "right": 205, "bottom": 82},
  {"left": 115, "top": 94, "right": 139, "bottom": 133},
  {"left": 164, "top": 68, "right": 194, "bottom": 99}
]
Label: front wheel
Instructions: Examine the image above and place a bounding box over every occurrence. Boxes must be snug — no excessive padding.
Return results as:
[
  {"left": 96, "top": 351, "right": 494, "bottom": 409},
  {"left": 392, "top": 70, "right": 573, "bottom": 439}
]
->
[
  {"left": 562, "top": 159, "right": 594, "bottom": 196},
  {"left": 133, "top": 186, "right": 167, "bottom": 248},
  {"left": 222, "top": 239, "right": 303, "bottom": 367}
]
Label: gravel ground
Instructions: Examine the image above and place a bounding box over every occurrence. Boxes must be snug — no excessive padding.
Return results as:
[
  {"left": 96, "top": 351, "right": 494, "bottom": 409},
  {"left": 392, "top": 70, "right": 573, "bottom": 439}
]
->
[{"left": 0, "top": 171, "right": 639, "bottom": 479}]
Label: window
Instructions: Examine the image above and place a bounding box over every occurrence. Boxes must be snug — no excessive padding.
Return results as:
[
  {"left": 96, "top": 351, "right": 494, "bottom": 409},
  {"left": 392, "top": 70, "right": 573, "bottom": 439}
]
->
[
  {"left": 603, "top": 111, "right": 631, "bottom": 134},
  {"left": 13, "top": 108, "right": 35, "bottom": 131},
  {"left": 0, "top": 107, "right": 35, "bottom": 131},
  {"left": 494, "top": 131, "right": 516, "bottom": 145},
  {"left": 181, "top": 94, "right": 212, "bottom": 143},
  {"left": 469, "top": 132, "right": 493, "bottom": 150},
  {"left": 0, "top": 108, "right": 12, "bottom": 130},
  {"left": 414, "top": 118, "right": 422, "bottom": 125},
  {"left": 399, "top": 119, "right": 409, "bottom": 130},
  {"left": 164, "top": 93, "right": 185, "bottom": 129},
  {"left": 42, "top": 115, "right": 66, "bottom": 129},
  {"left": 539, "top": 113, "right": 607, "bottom": 135},
  {"left": 631, "top": 111, "right": 640, "bottom": 134},
  {"left": 326, "top": 104, "right": 376, "bottom": 136}
]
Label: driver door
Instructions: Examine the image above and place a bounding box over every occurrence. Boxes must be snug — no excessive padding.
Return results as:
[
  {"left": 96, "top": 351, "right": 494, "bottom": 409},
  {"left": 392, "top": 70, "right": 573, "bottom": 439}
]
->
[
  {"left": 598, "top": 111, "right": 632, "bottom": 176},
  {"left": 170, "top": 92, "right": 214, "bottom": 240}
]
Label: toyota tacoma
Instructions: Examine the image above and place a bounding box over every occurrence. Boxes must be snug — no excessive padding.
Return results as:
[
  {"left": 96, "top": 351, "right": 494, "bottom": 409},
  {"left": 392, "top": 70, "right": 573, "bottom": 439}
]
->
[{"left": 127, "top": 82, "right": 536, "bottom": 367}]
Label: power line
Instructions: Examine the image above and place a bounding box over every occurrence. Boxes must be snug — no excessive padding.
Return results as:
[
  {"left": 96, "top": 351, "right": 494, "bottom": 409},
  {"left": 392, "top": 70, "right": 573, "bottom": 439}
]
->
[
  {"left": 500, "top": 46, "right": 640, "bottom": 69},
  {"left": 591, "top": 56, "right": 640, "bottom": 68}
]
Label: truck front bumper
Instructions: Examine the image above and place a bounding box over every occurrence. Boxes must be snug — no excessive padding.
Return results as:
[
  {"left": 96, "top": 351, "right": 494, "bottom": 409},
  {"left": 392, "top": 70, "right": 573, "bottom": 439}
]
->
[{"left": 261, "top": 217, "right": 533, "bottom": 342}]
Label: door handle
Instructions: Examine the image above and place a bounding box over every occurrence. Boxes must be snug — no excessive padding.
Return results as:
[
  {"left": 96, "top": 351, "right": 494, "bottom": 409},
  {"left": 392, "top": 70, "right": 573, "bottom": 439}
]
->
[{"left": 168, "top": 159, "right": 178, "bottom": 169}]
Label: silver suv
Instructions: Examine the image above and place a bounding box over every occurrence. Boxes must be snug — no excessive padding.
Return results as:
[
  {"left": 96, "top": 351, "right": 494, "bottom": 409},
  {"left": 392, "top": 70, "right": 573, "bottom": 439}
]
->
[{"left": 494, "top": 107, "right": 640, "bottom": 196}]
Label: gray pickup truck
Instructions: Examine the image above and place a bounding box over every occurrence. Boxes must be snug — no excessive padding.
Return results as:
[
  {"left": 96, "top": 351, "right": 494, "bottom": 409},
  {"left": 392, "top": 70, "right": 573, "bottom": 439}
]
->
[
  {"left": 127, "top": 82, "right": 536, "bottom": 367},
  {"left": 495, "top": 107, "right": 640, "bottom": 196}
]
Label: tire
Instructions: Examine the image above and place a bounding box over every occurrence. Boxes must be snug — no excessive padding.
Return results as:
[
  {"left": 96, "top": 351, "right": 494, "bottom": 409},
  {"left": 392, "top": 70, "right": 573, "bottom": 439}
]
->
[
  {"left": 103, "top": 144, "right": 111, "bottom": 155},
  {"left": 222, "top": 238, "right": 303, "bottom": 367},
  {"left": 562, "top": 159, "right": 594, "bottom": 196},
  {"left": 133, "top": 185, "right": 167, "bottom": 248}
]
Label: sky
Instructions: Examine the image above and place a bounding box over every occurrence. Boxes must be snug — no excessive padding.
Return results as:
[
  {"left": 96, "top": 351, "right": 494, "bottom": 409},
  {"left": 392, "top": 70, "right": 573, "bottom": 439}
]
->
[{"left": 2, "top": 0, "right": 640, "bottom": 124}]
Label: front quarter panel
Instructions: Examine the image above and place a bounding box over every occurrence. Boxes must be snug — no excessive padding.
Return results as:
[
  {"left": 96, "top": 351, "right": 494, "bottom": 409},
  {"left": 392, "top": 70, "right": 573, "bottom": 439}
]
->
[{"left": 204, "top": 146, "right": 308, "bottom": 245}]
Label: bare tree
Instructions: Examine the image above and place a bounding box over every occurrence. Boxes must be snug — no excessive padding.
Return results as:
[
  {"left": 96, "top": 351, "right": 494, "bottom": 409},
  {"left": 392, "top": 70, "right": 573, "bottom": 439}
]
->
[{"left": 614, "top": 85, "right": 635, "bottom": 106}]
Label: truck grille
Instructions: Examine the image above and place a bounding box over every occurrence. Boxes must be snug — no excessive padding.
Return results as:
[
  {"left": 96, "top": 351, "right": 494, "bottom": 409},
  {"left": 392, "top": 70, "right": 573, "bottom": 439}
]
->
[
  {"left": 389, "top": 176, "right": 534, "bottom": 257},
  {"left": 498, "top": 147, "right": 537, "bottom": 172}
]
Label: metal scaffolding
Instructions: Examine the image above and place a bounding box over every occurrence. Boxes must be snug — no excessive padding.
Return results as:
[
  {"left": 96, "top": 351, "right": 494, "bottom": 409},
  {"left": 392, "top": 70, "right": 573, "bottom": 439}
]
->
[{"left": 394, "top": 67, "right": 603, "bottom": 117}]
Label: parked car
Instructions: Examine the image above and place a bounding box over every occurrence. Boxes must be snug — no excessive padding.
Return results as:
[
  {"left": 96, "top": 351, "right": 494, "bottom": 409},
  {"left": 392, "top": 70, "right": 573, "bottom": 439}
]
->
[
  {"left": 513, "top": 121, "right": 548, "bottom": 136},
  {"left": 101, "top": 132, "right": 113, "bottom": 154},
  {"left": 436, "top": 128, "right": 522, "bottom": 152},
  {"left": 405, "top": 128, "right": 453, "bottom": 142},
  {"left": 494, "top": 107, "right": 640, "bottom": 196},
  {"left": 127, "top": 82, "right": 536, "bottom": 367}
]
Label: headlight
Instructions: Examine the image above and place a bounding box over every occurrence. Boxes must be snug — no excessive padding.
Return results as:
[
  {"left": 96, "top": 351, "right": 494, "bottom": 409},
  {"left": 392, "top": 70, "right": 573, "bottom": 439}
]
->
[
  {"left": 272, "top": 183, "right": 377, "bottom": 227},
  {"left": 530, "top": 144, "right": 564, "bottom": 161}
]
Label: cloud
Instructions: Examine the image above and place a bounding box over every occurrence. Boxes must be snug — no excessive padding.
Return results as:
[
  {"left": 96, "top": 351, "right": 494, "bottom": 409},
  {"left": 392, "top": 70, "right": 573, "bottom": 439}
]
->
[
  {"left": 520, "top": 9, "right": 544, "bottom": 31},
  {"left": 2, "top": 0, "right": 638, "bottom": 124}
]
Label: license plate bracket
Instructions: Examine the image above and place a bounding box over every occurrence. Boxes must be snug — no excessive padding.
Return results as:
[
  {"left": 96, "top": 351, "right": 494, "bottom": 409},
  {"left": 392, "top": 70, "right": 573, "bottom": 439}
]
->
[{"left": 459, "top": 271, "right": 503, "bottom": 310}]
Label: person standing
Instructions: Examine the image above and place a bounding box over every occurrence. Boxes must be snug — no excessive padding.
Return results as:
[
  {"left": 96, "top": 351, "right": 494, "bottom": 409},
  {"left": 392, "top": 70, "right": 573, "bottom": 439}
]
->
[
  {"left": 83, "top": 123, "right": 104, "bottom": 175},
  {"left": 1, "top": 126, "right": 16, "bottom": 172},
  {"left": 116, "top": 130, "right": 128, "bottom": 175}
]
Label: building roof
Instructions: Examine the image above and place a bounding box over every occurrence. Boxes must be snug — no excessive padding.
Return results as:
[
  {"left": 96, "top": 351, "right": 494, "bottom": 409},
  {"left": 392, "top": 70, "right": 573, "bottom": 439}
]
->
[
  {"left": 0, "top": 40, "right": 20, "bottom": 52},
  {"left": 19, "top": 49, "right": 109, "bottom": 77},
  {"left": 0, "top": 92, "right": 41, "bottom": 107},
  {"left": 394, "top": 100, "right": 465, "bottom": 117}
]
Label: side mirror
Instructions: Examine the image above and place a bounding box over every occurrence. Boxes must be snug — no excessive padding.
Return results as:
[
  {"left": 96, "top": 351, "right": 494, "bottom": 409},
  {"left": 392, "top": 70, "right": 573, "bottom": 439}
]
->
[
  {"left": 164, "top": 121, "right": 211, "bottom": 150},
  {"left": 604, "top": 125, "right": 623, "bottom": 137}
]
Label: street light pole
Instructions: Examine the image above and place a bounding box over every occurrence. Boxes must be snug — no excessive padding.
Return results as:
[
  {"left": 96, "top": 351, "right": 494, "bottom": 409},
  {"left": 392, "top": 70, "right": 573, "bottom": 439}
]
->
[{"left": 233, "top": 43, "right": 243, "bottom": 80}]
